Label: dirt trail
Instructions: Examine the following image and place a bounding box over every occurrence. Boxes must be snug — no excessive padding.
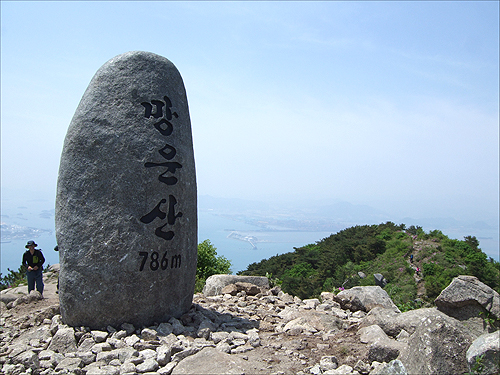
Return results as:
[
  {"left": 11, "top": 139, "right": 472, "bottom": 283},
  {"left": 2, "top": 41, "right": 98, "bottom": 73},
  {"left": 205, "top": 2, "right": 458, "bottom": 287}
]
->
[
  {"left": 405, "top": 238, "right": 439, "bottom": 299},
  {"left": 1, "top": 269, "right": 60, "bottom": 322}
]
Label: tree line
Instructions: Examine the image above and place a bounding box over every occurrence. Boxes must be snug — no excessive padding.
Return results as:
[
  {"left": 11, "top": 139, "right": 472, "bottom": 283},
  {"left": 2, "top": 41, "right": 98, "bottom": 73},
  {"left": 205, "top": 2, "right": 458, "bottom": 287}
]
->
[{"left": 237, "top": 222, "right": 500, "bottom": 309}]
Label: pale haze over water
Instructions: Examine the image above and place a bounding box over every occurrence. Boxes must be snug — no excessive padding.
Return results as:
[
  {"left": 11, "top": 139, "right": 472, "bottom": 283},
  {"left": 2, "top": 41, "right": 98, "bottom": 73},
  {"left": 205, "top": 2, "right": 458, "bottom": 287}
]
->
[
  {"left": 1, "top": 2, "right": 498, "bottom": 274},
  {"left": 1, "top": 194, "right": 498, "bottom": 276}
]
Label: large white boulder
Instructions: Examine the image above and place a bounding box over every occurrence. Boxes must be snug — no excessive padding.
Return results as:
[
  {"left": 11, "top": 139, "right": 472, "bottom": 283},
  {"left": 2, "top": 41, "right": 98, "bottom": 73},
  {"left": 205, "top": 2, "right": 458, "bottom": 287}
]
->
[
  {"left": 398, "top": 312, "right": 474, "bottom": 375},
  {"left": 202, "top": 275, "right": 269, "bottom": 296},
  {"left": 435, "top": 275, "right": 500, "bottom": 336},
  {"left": 435, "top": 275, "right": 500, "bottom": 317},
  {"left": 335, "top": 286, "right": 400, "bottom": 313}
]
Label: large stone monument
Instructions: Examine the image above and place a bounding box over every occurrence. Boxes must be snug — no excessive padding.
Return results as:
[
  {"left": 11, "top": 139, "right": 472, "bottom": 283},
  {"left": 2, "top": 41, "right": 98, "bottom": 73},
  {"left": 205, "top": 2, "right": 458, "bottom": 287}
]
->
[{"left": 55, "top": 51, "right": 197, "bottom": 329}]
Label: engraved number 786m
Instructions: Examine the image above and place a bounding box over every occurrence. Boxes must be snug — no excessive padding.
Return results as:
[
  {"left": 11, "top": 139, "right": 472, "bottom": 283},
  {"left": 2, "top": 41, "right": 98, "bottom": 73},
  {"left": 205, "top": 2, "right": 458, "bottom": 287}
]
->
[{"left": 138, "top": 251, "right": 181, "bottom": 271}]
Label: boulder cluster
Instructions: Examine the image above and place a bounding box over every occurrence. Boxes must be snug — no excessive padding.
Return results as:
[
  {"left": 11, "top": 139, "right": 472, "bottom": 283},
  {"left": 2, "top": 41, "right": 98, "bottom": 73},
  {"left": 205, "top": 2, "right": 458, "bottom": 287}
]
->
[{"left": 1, "top": 273, "right": 499, "bottom": 375}]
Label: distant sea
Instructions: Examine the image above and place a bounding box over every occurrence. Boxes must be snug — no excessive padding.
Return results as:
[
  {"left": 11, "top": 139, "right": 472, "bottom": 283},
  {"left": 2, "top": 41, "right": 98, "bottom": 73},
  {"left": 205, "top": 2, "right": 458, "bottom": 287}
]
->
[
  {"left": 197, "top": 210, "right": 334, "bottom": 273},
  {"left": 1, "top": 196, "right": 59, "bottom": 277},
  {"left": 1, "top": 202, "right": 498, "bottom": 277},
  {"left": 0, "top": 209, "right": 332, "bottom": 277}
]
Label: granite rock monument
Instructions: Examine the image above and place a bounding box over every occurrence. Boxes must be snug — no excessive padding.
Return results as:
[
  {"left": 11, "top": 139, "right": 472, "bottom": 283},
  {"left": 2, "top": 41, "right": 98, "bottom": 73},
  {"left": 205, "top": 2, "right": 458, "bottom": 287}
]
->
[{"left": 55, "top": 51, "right": 197, "bottom": 329}]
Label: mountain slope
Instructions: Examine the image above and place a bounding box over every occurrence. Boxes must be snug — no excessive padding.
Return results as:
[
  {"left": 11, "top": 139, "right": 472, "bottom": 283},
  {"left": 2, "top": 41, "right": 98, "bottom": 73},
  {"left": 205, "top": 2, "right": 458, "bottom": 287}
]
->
[{"left": 238, "top": 222, "right": 500, "bottom": 309}]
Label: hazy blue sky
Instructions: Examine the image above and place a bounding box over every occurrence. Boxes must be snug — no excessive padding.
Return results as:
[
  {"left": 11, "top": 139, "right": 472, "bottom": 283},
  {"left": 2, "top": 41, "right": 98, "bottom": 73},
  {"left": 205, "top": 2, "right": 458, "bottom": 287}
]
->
[{"left": 1, "top": 2, "right": 499, "bottom": 226}]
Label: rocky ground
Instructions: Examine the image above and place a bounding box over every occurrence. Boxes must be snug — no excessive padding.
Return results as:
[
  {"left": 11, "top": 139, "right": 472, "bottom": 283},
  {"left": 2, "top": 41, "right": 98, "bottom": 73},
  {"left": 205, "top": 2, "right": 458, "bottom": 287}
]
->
[{"left": 1, "top": 269, "right": 499, "bottom": 375}]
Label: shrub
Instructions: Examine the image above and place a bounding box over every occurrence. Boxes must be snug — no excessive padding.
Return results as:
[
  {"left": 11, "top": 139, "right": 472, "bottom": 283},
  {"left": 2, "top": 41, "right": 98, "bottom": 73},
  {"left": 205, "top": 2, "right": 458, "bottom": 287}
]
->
[
  {"left": 0, "top": 265, "right": 27, "bottom": 291},
  {"left": 195, "top": 239, "right": 232, "bottom": 293},
  {"left": 425, "top": 275, "right": 448, "bottom": 299}
]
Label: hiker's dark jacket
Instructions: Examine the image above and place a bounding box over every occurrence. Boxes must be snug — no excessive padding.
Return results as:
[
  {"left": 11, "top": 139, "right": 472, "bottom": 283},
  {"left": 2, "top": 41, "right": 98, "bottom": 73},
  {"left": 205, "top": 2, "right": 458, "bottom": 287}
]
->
[{"left": 22, "top": 249, "right": 45, "bottom": 269}]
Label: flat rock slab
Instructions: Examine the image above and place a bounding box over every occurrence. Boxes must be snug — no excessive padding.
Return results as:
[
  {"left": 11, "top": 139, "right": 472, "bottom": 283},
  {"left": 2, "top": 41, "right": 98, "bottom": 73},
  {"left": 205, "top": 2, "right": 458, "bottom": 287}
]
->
[
  {"left": 56, "top": 51, "right": 197, "bottom": 329},
  {"left": 1, "top": 286, "right": 29, "bottom": 304},
  {"left": 172, "top": 347, "right": 249, "bottom": 374},
  {"left": 360, "top": 306, "right": 477, "bottom": 339}
]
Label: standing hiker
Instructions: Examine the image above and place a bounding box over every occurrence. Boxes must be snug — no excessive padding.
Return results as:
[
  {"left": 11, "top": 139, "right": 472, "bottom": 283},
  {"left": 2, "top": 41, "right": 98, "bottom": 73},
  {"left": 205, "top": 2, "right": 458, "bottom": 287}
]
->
[{"left": 22, "top": 240, "right": 45, "bottom": 296}]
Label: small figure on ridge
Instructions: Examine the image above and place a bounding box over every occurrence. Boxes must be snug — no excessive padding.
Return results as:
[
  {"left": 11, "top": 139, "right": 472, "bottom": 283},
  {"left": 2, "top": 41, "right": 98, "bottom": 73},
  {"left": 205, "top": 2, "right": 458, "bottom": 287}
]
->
[{"left": 22, "top": 240, "right": 45, "bottom": 296}]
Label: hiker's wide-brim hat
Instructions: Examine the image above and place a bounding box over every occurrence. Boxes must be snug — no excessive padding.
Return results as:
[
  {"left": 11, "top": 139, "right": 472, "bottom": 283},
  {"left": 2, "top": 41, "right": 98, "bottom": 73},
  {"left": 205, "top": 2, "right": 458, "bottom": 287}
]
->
[{"left": 25, "top": 240, "right": 37, "bottom": 248}]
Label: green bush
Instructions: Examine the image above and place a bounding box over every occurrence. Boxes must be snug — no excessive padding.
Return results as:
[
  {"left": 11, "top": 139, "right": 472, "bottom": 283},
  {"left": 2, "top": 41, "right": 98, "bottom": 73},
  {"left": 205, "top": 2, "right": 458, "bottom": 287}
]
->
[
  {"left": 386, "top": 283, "right": 417, "bottom": 307},
  {"left": 406, "top": 225, "right": 424, "bottom": 237},
  {"left": 425, "top": 275, "right": 448, "bottom": 299},
  {"left": 428, "top": 230, "right": 446, "bottom": 240},
  {"left": 376, "top": 229, "right": 393, "bottom": 241},
  {"left": 195, "top": 239, "right": 232, "bottom": 293},
  {"left": 322, "top": 277, "right": 336, "bottom": 292},
  {"left": 281, "top": 275, "right": 319, "bottom": 299},
  {"left": 265, "top": 272, "right": 282, "bottom": 287},
  {"left": 0, "top": 265, "right": 27, "bottom": 291},
  {"left": 423, "top": 262, "right": 440, "bottom": 276},
  {"left": 284, "top": 262, "right": 316, "bottom": 278},
  {"left": 415, "top": 246, "right": 433, "bottom": 262},
  {"left": 395, "top": 232, "right": 408, "bottom": 240}
]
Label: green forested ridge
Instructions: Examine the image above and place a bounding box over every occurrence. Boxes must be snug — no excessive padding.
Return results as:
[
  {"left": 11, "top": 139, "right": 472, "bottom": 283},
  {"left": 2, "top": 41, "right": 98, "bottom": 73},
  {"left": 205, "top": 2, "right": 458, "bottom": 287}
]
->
[{"left": 238, "top": 222, "right": 500, "bottom": 309}]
